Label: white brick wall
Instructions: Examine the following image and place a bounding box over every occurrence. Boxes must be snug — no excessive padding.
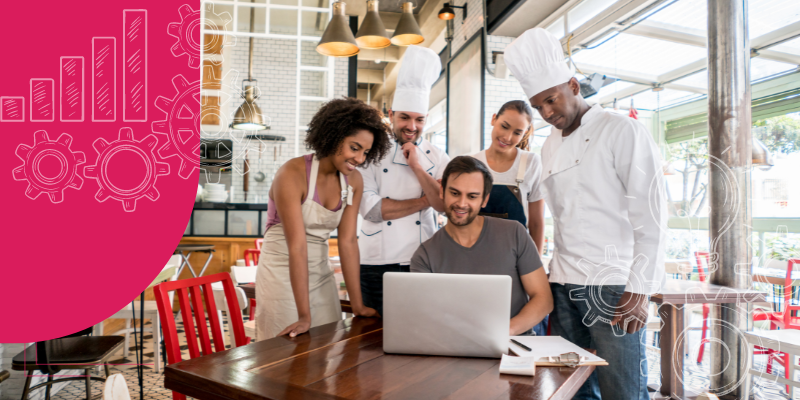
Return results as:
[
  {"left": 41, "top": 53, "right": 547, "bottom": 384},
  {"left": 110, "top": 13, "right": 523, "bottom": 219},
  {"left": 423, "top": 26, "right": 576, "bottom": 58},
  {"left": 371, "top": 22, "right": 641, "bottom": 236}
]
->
[
  {"left": 450, "top": 0, "right": 485, "bottom": 55},
  {"left": 1, "top": 343, "right": 82, "bottom": 400},
  {"left": 201, "top": 28, "right": 349, "bottom": 204},
  {"left": 484, "top": 35, "right": 528, "bottom": 149}
]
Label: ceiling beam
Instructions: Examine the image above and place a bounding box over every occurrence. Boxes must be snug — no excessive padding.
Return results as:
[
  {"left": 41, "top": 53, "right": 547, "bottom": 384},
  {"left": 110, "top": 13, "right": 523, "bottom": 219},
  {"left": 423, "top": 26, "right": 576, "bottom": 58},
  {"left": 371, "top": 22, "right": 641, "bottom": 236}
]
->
[
  {"left": 751, "top": 20, "right": 800, "bottom": 49},
  {"left": 358, "top": 68, "right": 385, "bottom": 83},
  {"left": 358, "top": 47, "right": 401, "bottom": 62},
  {"left": 574, "top": 62, "right": 658, "bottom": 85},
  {"left": 565, "top": 0, "right": 655, "bottom": 50},
  {"left": 664, "top": 83, "right": 707, "bottom": 94},
  {"left": 590, "top": 83, "right": 651, "bottom": 107},
  {"left": 657, "top": 58, "right": 707, "bottom": 83}
]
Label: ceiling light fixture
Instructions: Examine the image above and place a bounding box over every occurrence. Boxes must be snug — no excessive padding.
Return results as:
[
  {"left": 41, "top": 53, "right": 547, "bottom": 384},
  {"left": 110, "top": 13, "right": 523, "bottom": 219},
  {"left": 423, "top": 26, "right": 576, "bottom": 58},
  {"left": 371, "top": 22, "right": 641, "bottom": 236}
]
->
[
  {"left": 438, "top": 2, "right": 466, "bottom": 21},
  {"left": 356, "top": 0, "right": 391, "bottom": 49},
  {"left": 317, "top": 2, "right": 360, "bottom": 57},
  {"left": 231, "top": 2, "right": 269, "bottom": 131},
  {"left": 391, "top": 2, "right": 424, "bottom": 46}
]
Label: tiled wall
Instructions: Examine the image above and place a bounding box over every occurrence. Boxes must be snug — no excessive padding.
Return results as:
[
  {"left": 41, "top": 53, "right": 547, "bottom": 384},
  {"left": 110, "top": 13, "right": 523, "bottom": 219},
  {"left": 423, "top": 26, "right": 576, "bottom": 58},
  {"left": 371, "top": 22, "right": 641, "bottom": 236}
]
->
[
  {"left": 0, "top": 343, "right": 81, "bottom": 400},
  {"left": 201, "top": 31, "right": 349, "bottom": 203},
  {"left": 484, "top": 35, "right": 529, "bottom": 149}
]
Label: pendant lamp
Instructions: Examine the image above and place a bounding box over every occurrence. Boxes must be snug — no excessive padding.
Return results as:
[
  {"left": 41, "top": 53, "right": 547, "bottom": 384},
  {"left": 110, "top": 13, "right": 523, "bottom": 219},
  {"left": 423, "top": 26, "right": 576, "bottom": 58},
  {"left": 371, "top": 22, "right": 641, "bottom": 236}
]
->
[
  {"left": 752, "top": 138, "right": 774, "bottom": 167},
  {"left": 317, "top": 2, "right": 359, "bottom": 57},
  {"left": 356, "top": 0, "right": 391, "bottom": 49},
  {"left": 231, "top": 3, "right": 269, "bottom": 131},
  {"left": 391, "top": 2, "right": 424, "bottom": 46}
]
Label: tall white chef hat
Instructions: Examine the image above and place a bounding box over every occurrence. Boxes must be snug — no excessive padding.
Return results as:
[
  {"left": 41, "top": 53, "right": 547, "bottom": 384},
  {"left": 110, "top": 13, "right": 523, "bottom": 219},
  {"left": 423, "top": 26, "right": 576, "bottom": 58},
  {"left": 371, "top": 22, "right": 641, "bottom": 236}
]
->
[
  {"left": 392, "top": 45, "right": 442, "bottom": 115},
  {"left": 504, "top": 28, "right": 574, "bottom": 99}
]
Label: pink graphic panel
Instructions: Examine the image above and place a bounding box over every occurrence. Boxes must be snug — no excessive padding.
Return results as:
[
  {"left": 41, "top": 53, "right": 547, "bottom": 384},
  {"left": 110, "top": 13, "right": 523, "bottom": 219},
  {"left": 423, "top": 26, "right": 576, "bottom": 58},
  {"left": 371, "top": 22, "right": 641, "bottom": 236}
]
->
[
  {"left": 60, "top": 56, "right": 85, "bottom": 122},
  {"left": 92, "top": 37, "right": 116, "bottom": 122},
  {"left": 30, "top": 79, "right": 54, "bottom": 122},
  {"left": 123, "top": 10, "right": 147, "bottom": 122},
  {"left": 1, "top": 97, "right": 25, "bottom": 122}
]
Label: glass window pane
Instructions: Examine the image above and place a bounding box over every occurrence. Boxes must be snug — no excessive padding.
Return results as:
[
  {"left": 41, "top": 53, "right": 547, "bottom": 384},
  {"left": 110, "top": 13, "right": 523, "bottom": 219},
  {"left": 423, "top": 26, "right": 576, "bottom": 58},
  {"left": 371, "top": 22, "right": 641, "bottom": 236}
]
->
[
  {"left": 567, "top": 0, "right": 618, "bottom": 32},
  {"left": 301, "top": 40, "right": 328, "bottom": 66},
  {"left": 645, "top": 0, "right": 706, "bottom": 34},
  {"left": 270, "top": 8, "right": 298, "bottom": 34},
  {"left": 302, "top": 11, "right": 328, "bottom": 36},
  {"left": 751, "top": 58, "right": 797, "bottom": 82},
  {"left": 271, "top": 0, "right": 298, "bottom": 5},
  {"left": 772, "top": 38, "right": 800, "bottom": 56},
  {"left": 572, "top": 33, "right": 706, "bottom": 77},
  {"left": 300, "top": 100, "right": 324, "bottom": 126},
  {"left": 671, "top": 70, "right": 708, "bottom": 90},
  {"left": 627, "top": 88, "right": 703, "bottom": 111},
  {"left": 592, "top": 80, "right": 636, "bottom": 101},
  {"left": 193, "top": 210, "right": 226, "bottom": 235},
  {"left": 545, "top": 16, "right": 565, "bottom": 39},
  {"left": 206, "top": 4, "right": 235, "bottom": 32},
  {"left": 303, "top": 0, "right": 330, "bottom": 8},
  {"left": 237, "top": 6, "right": 267, "bottom": 33},
  {"left": 749, "top": 0, "right": 800, "bottom": 39},
  {"left": 228, "top": 211, "right": 260, "bottom": 235},
  {"left": 300, "top": 71, "right": 328, "bottom": 97}
]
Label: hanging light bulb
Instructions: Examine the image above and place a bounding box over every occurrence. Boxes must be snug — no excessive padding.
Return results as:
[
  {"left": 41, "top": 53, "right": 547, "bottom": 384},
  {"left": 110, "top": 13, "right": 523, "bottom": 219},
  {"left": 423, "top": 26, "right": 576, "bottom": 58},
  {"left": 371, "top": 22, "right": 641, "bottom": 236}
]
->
[
  {"left": 356, "top": 0, "right": 391, "bottom": 49},
  {"left": 317, "top": 2, "right": 359, "bottom": 57},
  {"left": 438, "top": 3, "right": 455, "bottom": 20},
  {"left": 391, "top": 2, "right": 424, "bottom": 46}
]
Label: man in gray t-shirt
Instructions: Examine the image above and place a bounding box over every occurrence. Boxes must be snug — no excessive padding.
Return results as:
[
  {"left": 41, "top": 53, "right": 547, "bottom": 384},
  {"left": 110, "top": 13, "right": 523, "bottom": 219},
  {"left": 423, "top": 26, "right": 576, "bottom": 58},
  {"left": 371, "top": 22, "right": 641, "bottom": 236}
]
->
[{"left": 410, "top": 156, "right": 553, "bottom": 336}]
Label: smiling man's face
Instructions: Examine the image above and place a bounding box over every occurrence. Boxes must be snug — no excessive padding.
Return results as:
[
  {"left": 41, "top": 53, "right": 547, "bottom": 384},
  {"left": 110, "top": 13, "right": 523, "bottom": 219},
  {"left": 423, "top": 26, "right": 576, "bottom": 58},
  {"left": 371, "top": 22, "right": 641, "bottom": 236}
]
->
[{"left": 389, "top": 110, "right": 426, "bottom": 144}]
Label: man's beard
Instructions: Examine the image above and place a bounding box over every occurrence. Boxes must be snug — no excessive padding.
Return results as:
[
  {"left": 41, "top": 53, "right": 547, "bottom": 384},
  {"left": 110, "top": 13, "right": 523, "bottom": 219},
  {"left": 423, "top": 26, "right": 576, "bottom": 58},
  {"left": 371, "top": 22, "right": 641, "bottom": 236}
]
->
[
  {"left": 445, "top": 205, "right": 479, "bottom": 226},
  {"left": 394, "top": 127, "right": 419, "bottom": 145}
]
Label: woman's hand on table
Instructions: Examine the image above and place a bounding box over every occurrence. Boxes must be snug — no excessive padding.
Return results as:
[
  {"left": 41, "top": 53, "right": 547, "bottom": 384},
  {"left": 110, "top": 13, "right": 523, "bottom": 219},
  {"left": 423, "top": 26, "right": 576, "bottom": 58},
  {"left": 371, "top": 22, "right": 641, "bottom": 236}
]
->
[
  {"left": 278, "top": 318, "right": 311, "bottom": 338},
  {"left": 353, "top": 305, "right": 380, "bottom": 318}
]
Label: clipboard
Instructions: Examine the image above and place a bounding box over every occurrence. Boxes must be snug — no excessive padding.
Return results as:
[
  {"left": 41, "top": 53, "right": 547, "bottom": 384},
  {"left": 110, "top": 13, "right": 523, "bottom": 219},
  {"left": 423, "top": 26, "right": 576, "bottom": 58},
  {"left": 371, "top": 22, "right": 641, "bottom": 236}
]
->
[{"left": 508, "top": 336, "right": 609, "bottom": 367}]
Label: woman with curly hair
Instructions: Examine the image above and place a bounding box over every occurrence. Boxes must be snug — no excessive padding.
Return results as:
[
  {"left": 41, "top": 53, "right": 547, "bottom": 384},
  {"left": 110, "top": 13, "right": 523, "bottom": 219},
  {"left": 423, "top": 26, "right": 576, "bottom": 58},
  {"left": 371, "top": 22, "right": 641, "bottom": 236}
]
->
[{"left": 256, "top": 97, "right": 392, "bottom": 340}]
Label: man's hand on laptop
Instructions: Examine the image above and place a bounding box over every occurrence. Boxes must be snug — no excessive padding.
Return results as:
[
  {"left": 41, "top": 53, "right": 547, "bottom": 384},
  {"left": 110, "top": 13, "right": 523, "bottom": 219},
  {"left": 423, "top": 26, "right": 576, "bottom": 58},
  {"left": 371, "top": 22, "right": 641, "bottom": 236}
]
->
[
  {"left": 610, "top": 292, "right": 649, "bottom": 334},
  {"left": 278, "top": 318, "right": 311, "bottom": 338}
]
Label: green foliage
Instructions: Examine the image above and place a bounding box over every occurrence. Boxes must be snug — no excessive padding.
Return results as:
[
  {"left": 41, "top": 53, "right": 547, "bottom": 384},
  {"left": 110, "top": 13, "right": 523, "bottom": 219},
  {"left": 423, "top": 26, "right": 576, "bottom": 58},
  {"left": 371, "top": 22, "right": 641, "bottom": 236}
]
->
[
  {"left": 768, "top": 236, "right": 800, "bottom": 261},
  {"left": 753, "top": 114, "right": 800, "bottom": 155}
]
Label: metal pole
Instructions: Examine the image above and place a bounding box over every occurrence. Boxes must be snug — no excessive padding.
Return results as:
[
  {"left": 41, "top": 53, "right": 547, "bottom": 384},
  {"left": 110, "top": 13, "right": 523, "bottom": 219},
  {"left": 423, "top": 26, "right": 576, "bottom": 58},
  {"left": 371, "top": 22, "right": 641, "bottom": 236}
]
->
[{"left": 707, "top": 0, "right": 752, "bottom": 398}]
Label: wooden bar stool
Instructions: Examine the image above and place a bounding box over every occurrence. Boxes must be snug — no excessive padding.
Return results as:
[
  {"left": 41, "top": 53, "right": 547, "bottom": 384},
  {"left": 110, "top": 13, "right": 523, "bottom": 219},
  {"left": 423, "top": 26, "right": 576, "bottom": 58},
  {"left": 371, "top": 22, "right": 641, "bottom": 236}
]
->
[{"left": 11, "top": 327, "right": 124, "bottom": 400}]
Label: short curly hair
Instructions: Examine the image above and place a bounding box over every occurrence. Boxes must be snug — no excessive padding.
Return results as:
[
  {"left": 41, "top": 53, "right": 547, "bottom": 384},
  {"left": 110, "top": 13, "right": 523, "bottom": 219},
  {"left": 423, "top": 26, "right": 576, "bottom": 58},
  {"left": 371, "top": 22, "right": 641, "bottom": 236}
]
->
[{"left": 305, "top": 97, "right": 392, "bottom": 166}]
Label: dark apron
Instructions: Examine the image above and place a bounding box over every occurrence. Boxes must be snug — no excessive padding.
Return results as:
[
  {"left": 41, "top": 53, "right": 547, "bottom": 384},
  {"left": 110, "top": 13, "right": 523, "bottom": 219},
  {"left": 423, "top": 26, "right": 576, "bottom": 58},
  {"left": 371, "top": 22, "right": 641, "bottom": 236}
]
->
[{"left": 478, "top": 153, "right": 549, "bottom": 336}]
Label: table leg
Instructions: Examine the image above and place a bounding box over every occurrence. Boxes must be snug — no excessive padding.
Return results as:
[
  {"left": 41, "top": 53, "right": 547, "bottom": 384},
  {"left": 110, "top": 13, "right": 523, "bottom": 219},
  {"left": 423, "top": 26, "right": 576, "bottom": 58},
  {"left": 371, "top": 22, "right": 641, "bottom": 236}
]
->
[
  {"left": 197, "top": 252, "right": 214, "bottom": 278},
  {"left": 660, "top": 303, "right": 685, "bottom": 399},
  {"left": 175, "top": 252, "right": 189, "bottom": 278},
  {"left": 139, "top": 293, "right": 144, "bottom": 400}
]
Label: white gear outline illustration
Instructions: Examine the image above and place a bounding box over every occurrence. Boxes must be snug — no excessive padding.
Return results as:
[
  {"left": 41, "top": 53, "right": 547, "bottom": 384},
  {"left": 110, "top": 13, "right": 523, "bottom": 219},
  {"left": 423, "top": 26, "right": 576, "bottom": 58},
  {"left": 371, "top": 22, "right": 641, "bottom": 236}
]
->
[
  {"left": 168, "top": 4, "right": 237, "bottom": 68},
  {"left": 152, "top": 74, "right": 202, "bottom": 179},
  {"left": 200, "top": 66, "right": 239, "bottom": 139},
  {"left": 569, "top": 245, "right": 659, "bottom": 337},
  {"left": 84, "top": 127, "right": 170, "bottom": 212},
  {"left": 13, "top": 130, "right": 85, "bottom": 204}
]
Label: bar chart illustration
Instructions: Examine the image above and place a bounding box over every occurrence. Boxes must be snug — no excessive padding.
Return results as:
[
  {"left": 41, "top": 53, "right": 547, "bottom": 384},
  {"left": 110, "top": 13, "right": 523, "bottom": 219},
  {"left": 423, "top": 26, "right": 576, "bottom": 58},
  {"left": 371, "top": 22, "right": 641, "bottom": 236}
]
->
[
  {"left": 92, "top": 37, "right": 116, "bottom": 122},
  {"left": 30, "top": 79, "right": 55, "bottom": 122},
  {"left": 0, "top": 97, "right": 24, "bottom": 122},
  {"left": 60, "top": 56, "right": 85, "bottom": 122},
  {"left": 123, "top": 9, "right": 148, "bottom": 122}
]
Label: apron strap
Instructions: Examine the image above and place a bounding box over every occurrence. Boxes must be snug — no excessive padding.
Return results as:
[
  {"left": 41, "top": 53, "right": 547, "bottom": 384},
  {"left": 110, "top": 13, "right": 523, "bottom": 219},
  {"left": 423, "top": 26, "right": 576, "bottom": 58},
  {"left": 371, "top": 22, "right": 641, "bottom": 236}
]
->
[
  {"left": 339, "top": 171, "right": 353, "bottom": 206},
  {"left": 516, "top": 152, "right": 528, "bottom": 187},
  {"left": 308, "top": 156, "right": 320, "bottom": 201}
]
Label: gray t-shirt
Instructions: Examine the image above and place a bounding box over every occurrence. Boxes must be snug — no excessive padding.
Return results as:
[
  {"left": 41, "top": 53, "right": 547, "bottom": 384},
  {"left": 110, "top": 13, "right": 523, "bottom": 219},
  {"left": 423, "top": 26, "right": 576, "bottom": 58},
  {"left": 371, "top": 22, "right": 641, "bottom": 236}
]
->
[{"left": 410, "top": 216, "right": 543, "bottom": 319}]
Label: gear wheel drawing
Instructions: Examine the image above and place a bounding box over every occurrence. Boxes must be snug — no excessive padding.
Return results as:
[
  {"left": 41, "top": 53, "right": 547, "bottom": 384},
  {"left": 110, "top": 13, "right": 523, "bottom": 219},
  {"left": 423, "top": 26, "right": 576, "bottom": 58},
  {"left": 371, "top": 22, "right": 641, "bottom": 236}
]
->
[
  {"left": 152, "top": 74, "right": 201, "bottom": 179},
  {"left": 168, "top": 4, "right": 236, "bottom": 68},
  {"left": 13, "top": 130, "right": 85, "bottom": 204},
  {"left": 84, "top": 127, "right": 170, "bottom": 212},
  {"left": 569, "top": 245, "right": 657, "bottom": 336}
]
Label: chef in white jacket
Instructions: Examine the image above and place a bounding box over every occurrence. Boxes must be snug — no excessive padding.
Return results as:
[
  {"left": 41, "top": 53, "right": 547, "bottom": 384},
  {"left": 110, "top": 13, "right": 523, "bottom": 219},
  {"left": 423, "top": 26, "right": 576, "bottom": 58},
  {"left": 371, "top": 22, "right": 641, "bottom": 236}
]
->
[
  {"left": 358, "top": 45, "right": 450, "bottom": 316},
  {"left": 505, "top": 28, "right": 666, "bottom": 400}
]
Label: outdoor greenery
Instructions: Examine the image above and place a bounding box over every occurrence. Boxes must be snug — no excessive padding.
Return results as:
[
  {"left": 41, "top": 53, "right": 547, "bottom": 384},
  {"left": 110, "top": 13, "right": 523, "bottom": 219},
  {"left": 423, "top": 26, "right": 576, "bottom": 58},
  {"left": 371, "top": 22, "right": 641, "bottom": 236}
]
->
[
  {"left": 753, "top": 113, "right": 800, "bottom": 155},
  {"left": 767, "top": 236, "right": 800, "bottom": 261}
]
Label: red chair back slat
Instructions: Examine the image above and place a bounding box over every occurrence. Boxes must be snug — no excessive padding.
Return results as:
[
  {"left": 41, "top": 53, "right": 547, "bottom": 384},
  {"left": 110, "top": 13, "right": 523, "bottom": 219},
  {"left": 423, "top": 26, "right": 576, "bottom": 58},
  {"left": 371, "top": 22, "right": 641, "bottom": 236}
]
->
[
  {"left": 694, "top": 252, "right": 710, "bottom": 282},
  {"left": 781, "top": 259, "right": 800, "bottom": 327},
  {"left": 244, "top": 249, "right": 260, "bottom": 266},
  {"left": 154, "top": 273, "right": 249, "bottom": 400}
]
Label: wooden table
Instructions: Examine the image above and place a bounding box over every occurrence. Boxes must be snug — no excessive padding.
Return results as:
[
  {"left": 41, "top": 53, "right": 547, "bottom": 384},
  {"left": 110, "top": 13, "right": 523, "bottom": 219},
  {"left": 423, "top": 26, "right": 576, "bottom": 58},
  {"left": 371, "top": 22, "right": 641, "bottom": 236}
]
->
[
  {"left": 752, "top": 267, "right": 798, "bottom": 286},
  {"left": 650, "top": 280, "right": 766, "bottom": 399},
  {"left": 164, "top": 317, "right": 595, "bottom": 400}
]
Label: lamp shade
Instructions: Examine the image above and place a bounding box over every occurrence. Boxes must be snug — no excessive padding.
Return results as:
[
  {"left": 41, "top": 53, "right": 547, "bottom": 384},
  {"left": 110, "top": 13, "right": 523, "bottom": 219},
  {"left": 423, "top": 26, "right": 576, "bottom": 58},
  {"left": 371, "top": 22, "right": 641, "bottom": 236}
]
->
[
  {"left": 317, "top": 2, "right": 359, "bottom": 57},
  {"left": 356, "top": 1, "right": 391, "bottom": 49},
  {"left": 438, "top": 3, "right": 455, "bottom": 20},
  {"left": 231, "top": 86, "right": 269, "bottom": 130},
  {"left": 391, "top": 2, "right": 424, "bottom": 46}
]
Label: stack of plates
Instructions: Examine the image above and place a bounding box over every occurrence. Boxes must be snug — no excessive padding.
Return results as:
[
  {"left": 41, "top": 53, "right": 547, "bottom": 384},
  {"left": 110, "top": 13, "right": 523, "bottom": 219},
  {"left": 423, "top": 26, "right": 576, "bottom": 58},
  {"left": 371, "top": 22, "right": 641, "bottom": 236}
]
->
[{"left": 204, "top": 183, "right": 228, "bottom": 202}]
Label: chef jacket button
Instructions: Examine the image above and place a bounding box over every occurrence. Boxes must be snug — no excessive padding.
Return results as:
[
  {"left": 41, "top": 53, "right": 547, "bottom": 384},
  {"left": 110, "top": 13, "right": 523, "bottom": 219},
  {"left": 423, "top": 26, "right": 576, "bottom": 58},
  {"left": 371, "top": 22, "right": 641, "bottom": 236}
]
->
[
  {"left": 549, "top": 170, "right": 552, "bottom": 174},
  {"left": 385, "top": 196, "right": 390, "bottom": 199},
  {"left": 416, "top": 221, "right": 421, "bottom": 225},
  {"left": 383, "top": 168, "right": 388, "bottom": 173},
  {"left": 575, "top": 160, "right": 579, "bottom": 163},
  {"left": 426, "top": 150, "right": 430, "bottom": 154},
  {"left": 387, "top": 221, "right": 392, "bottom": 226},
  {"left": 429, "top": 172, "right": 433, "bottom": 176},
  {"left": 585, "top": 139, "right": 589, "bottom": 142}
]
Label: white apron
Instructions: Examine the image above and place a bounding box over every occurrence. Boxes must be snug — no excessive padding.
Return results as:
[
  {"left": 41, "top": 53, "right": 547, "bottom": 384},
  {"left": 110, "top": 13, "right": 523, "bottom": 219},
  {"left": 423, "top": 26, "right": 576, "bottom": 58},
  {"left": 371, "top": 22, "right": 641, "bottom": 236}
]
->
[{"left": 256, "top": 156, "right": 351, "bottom": 340}]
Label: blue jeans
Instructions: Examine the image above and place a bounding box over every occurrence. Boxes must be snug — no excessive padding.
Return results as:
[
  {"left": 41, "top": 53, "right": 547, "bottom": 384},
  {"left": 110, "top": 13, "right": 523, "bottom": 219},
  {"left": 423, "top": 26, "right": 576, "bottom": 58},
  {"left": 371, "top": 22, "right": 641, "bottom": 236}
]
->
[
  {"left": 360, "top": 264, "right": 410, "bottom": 316},
  {"left": 549, "top": 283, "right": 648, "bottom": 400}
]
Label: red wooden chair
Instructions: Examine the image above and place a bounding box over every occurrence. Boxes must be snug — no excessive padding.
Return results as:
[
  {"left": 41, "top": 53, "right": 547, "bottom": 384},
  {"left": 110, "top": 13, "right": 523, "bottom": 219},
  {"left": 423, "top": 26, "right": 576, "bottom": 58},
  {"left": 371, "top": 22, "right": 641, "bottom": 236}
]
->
[
  {"left": 244, "top": 249, "right": 260, "bottom": 266},
  {"left": 752, "top": 258, "right": 800, "bottom": 383},
  {"left": 695, "top": 252, "right": 712, "bottom": 363},
  {"left": 154, "top": 273, "right": 249, "bottom": 400}
]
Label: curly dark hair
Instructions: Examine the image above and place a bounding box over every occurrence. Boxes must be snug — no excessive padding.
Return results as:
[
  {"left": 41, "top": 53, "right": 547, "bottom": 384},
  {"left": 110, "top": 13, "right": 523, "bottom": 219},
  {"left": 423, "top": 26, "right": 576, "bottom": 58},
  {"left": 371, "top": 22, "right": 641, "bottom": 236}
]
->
[{"left": 305, "top": 97, "right": 392, "bottom": 166}]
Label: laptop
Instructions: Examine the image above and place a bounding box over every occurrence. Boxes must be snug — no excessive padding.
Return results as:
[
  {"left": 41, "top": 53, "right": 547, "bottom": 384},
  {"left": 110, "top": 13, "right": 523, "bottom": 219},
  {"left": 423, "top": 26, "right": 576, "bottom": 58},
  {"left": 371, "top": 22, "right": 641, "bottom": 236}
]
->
[{"left": 382, "top": 272, "right": 511, "bottom": 358}]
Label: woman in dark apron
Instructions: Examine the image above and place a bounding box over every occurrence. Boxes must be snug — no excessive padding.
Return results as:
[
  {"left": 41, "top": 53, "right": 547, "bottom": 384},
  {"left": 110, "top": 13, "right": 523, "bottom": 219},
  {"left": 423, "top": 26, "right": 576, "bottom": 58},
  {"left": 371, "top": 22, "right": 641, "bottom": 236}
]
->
[{"left": 473, "top": 100, "right": 548, "bottom": 335}]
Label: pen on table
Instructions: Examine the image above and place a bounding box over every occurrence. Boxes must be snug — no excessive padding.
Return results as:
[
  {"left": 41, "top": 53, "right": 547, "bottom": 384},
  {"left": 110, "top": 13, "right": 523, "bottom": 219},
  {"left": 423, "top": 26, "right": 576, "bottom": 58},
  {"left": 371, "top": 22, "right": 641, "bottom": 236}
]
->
[{"left": 510, "top": 339, "right": 532, "bottom": 352}]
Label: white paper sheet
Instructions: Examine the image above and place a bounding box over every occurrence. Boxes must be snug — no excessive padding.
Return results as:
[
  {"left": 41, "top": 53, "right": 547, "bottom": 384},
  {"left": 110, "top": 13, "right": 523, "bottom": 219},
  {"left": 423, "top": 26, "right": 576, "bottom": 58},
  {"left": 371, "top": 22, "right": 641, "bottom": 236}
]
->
[
  {"left": 499, "top": 354, "right": 536, "bottom": 376},
  {"left": 509, "top": 336, "right": 607, "bottom": 365}
]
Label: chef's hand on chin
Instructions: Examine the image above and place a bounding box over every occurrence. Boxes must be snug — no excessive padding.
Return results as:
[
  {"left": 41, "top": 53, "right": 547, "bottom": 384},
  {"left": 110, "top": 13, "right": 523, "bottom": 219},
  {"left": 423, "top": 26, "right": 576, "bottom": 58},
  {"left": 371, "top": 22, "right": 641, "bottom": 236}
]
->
[
  {"left": 278, "top": 318, "right": 311, "bottom": 338},
  {"left": 401, "top": 142, "right": 420, "bottom": 169},
  {"left": 611, "top": 292, "right": 649, "bottom": 334},
  {"left": 354, "top": 305, "right": 380, "bottom": 318}
]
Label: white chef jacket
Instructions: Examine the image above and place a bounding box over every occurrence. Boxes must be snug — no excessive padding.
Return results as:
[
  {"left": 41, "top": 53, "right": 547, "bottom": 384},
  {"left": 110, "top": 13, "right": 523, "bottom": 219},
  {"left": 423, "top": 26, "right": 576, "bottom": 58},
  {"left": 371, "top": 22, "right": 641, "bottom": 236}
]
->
[
  {"left": 541, "top": 105, "right": 667, "bottom": 295},
  {"left": 358, "top": 137, "right": 451, "bottom": 265}
]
